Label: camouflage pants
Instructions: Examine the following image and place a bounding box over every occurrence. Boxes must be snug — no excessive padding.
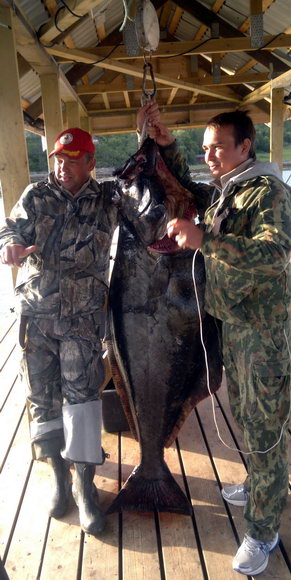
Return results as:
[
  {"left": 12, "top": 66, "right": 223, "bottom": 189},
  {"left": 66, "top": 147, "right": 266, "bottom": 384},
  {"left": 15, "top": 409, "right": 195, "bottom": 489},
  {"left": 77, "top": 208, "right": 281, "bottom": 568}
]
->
[
  {"left": 222, "top": 321, "right": 290, "bottom": 541},
  {"left": 19, "top": 313, "right": 106, "bottom": 458}
]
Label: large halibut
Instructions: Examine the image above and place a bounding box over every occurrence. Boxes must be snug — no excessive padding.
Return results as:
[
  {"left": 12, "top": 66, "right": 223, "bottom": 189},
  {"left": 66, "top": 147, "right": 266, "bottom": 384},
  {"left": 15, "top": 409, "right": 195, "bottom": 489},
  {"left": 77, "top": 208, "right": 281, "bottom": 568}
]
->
[{"left": 107, "top": 137, "right": 222, "bottom": 515}]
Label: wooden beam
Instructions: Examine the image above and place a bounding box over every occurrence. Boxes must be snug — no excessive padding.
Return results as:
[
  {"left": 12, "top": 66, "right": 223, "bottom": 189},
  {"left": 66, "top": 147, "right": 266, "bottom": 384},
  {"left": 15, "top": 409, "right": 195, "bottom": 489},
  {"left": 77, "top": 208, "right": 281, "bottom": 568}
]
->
[
  {"left": 236, "top": 59, "right": 258, "bottom": 75},
  {"left": 80, "top": 116, "right": 90, "bottom": 132},
  {"left": 45, "top": 0, "right": 92, "bottom": 96},
  {"left": 64, "top": 100, "right": 80, "bottom": 128},
  {"left": 168, "top": 6, "right": 183, "bottom": 35},
  {"left": 159, "top": 1, "right": 173, "bottom": 29},
  {"left": 75, "top": 72, "right": 270, "bottom": 94},
  {"left": 38, "top": 0, "right": 105, "bottom": 44},
  {"left": 17, "top": 53, "right": 31, "bottom": 77},
  {"left": 40, "top": 73, "right": 63, "bottom": 169},
  {"left": 102, "top": 93, "right": 110, "bottom": 110},
  {"left": 251, "top": 0, "right": 263, "bottom": 13},
  {"left": 0, "top": 5, "right": 30, "bottom": 217},
  {"left": 47, "top": 44, "right": 241, "bottom": 103},
  {"left": 9, "top": 3, "right": 88, "bottom": 115},
  {"left": 167, "top": 87, "right": 179, "bottom": 104},
  {"left": 76, "top": 35, "right": 291, "bottom": 60},
  {"left": 173, "top": 0, "right": 289, "bottom": 73},
  {"left": 194, "top": 0, "right": 224, "bottom": 41},
  {"left": 239, "top": 0, "right": 275, "bottom": 33},
  {"left": 270, "top": 87, "right": 284, "bottom": 171},
  {"left": 242, "top": 69, "right": 291, "bottom": 104},
  {"left": 88, "top": 101, "right": 269, "bottom": 134},
  {"left": 63, "top": 0, "right": 167, "bottom": 85},
  {"left": 123, "top": 91, "right": 131, "bottom": 108},
  {"left": 86, "top": 102, "right": 239, "bottom": 115},
  {"left": 197, "top": 72, "right": 270, "bottom": 86},
  {"left": 189, "top": 91, "right": 199, "bottom": 105}
]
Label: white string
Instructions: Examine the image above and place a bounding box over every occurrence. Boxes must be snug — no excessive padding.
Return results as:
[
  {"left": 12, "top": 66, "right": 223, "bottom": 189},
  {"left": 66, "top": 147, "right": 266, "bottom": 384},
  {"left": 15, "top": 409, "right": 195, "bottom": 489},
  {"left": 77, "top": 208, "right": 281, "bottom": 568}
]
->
[{"left": 192, "top": 249, "right": 291, "bottom": 456}]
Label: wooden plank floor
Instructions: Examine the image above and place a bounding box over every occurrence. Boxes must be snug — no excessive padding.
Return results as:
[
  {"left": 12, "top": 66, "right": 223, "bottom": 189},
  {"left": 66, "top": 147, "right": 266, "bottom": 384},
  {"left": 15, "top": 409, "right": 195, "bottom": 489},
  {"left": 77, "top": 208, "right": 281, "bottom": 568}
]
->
[{"left": 0, "top": 316, "right": 290, "bottom": 580}]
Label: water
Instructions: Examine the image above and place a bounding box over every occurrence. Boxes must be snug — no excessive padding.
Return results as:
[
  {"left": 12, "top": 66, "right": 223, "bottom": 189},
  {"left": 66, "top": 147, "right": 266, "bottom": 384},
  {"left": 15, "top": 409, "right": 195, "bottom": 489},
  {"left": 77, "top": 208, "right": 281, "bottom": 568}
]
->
[{"left": 0, "top": 169, "right": 290, "bottom": 319}]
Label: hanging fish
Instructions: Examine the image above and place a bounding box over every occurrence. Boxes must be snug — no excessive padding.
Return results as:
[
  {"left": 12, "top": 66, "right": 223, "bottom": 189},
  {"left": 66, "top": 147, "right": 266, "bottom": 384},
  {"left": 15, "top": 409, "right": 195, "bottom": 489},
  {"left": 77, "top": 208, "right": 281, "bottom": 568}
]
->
[{"left": 106, "top": 137, "right": 222, "bottom": 515}]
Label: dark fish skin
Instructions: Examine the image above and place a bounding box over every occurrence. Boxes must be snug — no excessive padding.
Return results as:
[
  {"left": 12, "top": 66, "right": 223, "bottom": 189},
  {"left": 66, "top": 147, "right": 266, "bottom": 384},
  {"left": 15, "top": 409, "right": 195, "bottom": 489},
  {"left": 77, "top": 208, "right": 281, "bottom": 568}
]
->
[{"left": 106, "top": 138, "right": 223, "bottom": 515}]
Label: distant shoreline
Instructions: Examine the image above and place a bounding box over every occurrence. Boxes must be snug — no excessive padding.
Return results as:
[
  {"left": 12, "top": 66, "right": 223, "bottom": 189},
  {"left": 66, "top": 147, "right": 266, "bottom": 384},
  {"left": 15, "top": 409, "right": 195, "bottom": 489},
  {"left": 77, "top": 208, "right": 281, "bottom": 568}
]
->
[{"left": 27, "top": 161, "right": 291, "bottom": 184}]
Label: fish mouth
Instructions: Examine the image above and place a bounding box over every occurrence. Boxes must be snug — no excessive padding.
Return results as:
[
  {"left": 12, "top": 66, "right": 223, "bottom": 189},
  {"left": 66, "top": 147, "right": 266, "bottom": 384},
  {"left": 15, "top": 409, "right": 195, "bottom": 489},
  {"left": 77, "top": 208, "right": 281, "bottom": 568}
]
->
[
  {"left": 148, "top": 206, "right": 196, "bottom": 254},
  {"left": 114, "top": 139, "right": 157, "bottom": 181},
  {"left": 148, "top": 234, "right": 183, "bottom": 254}
]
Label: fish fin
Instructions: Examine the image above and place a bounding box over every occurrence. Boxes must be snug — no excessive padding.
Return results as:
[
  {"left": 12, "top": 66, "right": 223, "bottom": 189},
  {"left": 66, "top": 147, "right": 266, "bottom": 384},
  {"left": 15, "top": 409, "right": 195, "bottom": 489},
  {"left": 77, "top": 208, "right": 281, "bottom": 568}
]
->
[
  {"left": 106, "top": 340, "right": 138, "bottom": 440},
  {"left": 106, "top": 463, "right": 192, "bottom": 515}
]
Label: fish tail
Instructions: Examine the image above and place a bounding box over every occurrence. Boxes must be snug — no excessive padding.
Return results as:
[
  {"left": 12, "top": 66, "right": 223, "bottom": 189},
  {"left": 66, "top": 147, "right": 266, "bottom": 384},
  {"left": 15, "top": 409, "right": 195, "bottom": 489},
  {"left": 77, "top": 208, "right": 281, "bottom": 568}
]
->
[{"left": 106, "top": 463, "right": 192, "bottom": 515}]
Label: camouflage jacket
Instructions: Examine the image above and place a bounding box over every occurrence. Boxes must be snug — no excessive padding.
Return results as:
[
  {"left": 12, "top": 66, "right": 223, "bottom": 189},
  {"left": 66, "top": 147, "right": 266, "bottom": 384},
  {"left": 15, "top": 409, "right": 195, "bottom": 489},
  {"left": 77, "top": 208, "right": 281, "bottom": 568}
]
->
[
  {"left": 160, "top": 142, "right": 291, "bottom": 328},
  {"left": 0, "top": 174, "right": 122, "bottom": 319}
]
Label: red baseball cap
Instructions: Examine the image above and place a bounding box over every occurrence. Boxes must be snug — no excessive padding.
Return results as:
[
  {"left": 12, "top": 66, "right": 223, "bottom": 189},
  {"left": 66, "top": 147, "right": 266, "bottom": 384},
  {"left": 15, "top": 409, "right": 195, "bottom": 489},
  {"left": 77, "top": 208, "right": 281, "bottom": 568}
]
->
[{"left": 49, "top": 127, "right": 95, "bottom": 159}]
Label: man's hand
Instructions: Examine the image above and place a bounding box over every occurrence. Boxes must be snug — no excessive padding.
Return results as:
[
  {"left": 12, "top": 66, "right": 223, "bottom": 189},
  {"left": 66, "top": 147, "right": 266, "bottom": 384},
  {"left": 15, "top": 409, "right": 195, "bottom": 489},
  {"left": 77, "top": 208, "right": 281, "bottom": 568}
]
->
[
  {"left": 167, "top": 219, "right": 204, "bottom": 250},
  {"left": 137, "top": 99, "right": 160, "bottom": 132},
  {"left": 137, "top": 100, "right": 175, "bottom": 147},
  {"left": 0, "top": 244, "right": 39, "bottom": 267}
]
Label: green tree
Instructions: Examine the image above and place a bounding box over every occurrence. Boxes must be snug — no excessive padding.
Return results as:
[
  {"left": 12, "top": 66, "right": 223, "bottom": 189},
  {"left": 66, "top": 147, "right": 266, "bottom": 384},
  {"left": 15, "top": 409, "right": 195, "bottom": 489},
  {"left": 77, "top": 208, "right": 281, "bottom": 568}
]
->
[
  {"left": 95, "top": 134, "right": 137, "bottom": 167},
  {"left": 24, "top": 119, "right": 291, "bottom": 172},
  {"left": 25, "top": 131, "right": 48, "bottom": 173}
]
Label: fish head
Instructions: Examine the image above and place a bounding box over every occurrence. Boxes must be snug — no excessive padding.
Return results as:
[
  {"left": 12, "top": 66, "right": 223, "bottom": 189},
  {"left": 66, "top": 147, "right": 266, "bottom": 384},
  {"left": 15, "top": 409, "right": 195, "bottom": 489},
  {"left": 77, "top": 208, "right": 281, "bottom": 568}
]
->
[{"left": 113, "top": 138, "right": 157, "bottom": 185}]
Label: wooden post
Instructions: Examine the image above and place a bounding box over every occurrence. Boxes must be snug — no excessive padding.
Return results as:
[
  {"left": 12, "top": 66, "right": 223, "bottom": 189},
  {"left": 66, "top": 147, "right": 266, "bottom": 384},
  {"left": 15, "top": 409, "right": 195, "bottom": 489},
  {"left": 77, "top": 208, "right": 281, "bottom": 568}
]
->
[
  {"left": 250, "top": 0, "right": 263, "bottom": 12},
  {"left": 64, "top": 101, "right": 80, "bottom": 128},
  {"left": 0, "top": 6, "right": 30, "bottom": 288},
  {"left": 80, "top": 117, "right": 96, "bottom": 179},
  {"left": 270, "top": 87, "right": 284, "bottom": 173},
  {"left": 0, "top": 6, "right": 30, "bottom": 215},
  {"left": 40, "top": 73, "right": 63, "bottom": 170},
  {"left": 80, "top": 116, "right": 90, "bottom": 132}
]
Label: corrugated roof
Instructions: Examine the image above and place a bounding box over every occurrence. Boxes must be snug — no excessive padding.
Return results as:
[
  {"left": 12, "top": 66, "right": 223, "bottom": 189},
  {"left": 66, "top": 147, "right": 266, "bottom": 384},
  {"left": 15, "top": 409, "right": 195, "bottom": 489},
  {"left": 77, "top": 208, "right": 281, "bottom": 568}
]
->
[{"left": 8, "top": 0, "right": 291, "bottom": 134}]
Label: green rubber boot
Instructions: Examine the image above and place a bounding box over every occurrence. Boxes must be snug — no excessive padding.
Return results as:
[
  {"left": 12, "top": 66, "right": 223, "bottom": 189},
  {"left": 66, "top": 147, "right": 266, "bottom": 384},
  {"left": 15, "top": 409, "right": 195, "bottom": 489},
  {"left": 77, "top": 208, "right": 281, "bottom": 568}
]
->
[
  {"left": 47, "top": 456, "right": 72, "bottom": 518},
  {"left": 73, "top": 463, "right": 105, "bottom": 536}
]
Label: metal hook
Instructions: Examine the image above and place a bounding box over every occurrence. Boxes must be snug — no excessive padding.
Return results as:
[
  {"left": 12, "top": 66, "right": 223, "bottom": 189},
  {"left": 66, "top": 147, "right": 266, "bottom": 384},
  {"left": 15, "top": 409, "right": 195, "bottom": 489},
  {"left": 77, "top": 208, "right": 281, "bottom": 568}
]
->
[{"left": 141, "top": 59, "right": 157, "bottom": 105}]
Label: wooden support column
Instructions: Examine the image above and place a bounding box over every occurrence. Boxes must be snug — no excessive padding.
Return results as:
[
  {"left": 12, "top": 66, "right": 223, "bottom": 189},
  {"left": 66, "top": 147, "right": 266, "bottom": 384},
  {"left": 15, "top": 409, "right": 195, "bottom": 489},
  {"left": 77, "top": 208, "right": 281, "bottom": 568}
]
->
[
  {"left": 64, "top": 101, "right": 80, "bottom": 128},
  {"left": 40, "top": 73, "right": 63, "bottom": 170},
  {"left": 0, "top": 6, "right": 30, "bottom": 215},
  {"left": 80, "top": 116, "right": 90, "bottom": 132},
  {"left": 270, "top": 87, "right": 284, "bottom": 173},
  {"left": 80, "top": 117, "right": 96, "bottom": 178},
  {"left": 91, "top": 116, "right": 97, "bottom": 179}
]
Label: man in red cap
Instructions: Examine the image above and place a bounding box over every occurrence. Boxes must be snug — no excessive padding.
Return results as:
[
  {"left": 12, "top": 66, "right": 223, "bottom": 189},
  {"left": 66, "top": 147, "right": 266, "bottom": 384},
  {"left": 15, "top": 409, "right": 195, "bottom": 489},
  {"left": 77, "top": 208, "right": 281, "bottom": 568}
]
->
[{"left": 0, "top": 127, "right": 131, "bottom": 536}]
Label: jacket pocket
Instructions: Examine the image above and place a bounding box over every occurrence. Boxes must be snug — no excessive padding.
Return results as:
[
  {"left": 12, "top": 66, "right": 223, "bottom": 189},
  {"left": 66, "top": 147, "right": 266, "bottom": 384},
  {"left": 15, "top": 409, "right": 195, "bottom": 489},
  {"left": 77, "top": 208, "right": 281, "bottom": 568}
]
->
[{"left": 250, "top": 358, "right": 290, "bottom": 423}]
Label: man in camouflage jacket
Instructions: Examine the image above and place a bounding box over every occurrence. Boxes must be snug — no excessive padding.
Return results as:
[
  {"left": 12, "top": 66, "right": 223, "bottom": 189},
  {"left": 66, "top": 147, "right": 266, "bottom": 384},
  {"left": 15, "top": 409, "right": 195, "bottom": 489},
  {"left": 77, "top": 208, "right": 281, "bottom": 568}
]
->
[
  {"left": 0, "top": 127, "right": 156, "bottom": 537},
  {"left": 138, "top": 104, "right": 290, "bottom": 576}
]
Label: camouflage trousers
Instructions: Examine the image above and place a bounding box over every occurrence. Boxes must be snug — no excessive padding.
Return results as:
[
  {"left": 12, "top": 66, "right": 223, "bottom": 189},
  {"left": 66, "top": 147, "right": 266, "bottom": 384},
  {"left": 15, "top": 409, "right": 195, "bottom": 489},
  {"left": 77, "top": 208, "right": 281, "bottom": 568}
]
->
[
  {"left": 222, "top": 321, "right": 290, "bottom": 541},
  {"left": 19, "top": 313, "right": 107, "bottom": 459}
]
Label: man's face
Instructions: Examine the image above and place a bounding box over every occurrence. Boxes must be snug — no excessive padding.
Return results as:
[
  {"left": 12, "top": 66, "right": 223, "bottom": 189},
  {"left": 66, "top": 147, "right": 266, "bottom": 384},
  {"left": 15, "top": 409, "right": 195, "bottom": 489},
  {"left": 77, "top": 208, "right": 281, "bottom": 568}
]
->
[
  {"left": 202, "top": 125, "right": 251, "bottom": 179},
  {"left": 54, "top": 153, "right": 95, "bottom": 194}
]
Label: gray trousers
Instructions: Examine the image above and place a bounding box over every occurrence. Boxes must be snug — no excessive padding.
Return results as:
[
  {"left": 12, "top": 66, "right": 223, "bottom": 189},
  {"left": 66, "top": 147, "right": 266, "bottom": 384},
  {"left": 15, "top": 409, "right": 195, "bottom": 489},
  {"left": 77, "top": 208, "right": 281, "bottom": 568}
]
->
[{"left": 20, "top": 314, "right": 106, "bottom": 463}]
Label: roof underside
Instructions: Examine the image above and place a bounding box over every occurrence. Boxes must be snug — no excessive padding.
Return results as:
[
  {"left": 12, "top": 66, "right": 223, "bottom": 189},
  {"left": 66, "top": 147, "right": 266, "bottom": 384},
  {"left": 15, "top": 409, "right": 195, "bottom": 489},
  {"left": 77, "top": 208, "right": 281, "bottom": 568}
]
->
[{"left": 4, "top": 0, "right": 291, "bottom": 135}]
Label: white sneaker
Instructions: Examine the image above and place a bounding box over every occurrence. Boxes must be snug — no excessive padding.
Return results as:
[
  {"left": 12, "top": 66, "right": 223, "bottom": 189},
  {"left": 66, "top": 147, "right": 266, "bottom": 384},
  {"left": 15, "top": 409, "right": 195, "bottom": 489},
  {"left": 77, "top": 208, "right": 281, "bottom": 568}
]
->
[
  {"left": 221, "top": 483, "right": 249, "bottom": 506},
  {"left": 232, "top": 533, "right": 279, "bottom": 575}
]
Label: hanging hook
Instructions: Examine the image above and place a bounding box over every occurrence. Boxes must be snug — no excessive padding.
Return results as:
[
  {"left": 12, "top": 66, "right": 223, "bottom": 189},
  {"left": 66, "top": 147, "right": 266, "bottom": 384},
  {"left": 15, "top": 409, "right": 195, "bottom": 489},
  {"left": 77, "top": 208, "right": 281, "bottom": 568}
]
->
[{"left": 141, "top": 58, "right": 157, "bottom": 105}]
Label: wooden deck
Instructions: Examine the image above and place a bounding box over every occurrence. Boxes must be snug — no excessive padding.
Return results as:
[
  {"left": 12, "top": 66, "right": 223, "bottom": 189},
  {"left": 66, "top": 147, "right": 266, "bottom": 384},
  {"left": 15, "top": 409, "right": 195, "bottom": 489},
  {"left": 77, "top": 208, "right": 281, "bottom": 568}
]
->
[{"left": 0, "top": 315, "right": 290, "bottom": 580}]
